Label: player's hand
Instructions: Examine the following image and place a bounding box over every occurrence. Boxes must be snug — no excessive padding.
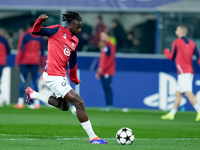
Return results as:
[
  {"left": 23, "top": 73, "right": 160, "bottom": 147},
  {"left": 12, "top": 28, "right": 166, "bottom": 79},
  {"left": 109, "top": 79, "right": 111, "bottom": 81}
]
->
[
  {"left": 95, "top": 73, "right": 100, "bottom": 80},
  {"left": 164, "top": 48, "right": 170, "bottom": 56},
  {"left": 39, "top": 14, "right": 48, "bottom": 22},
  {"left": 97, "top": 68, "right": 103, "bottom": 74}
]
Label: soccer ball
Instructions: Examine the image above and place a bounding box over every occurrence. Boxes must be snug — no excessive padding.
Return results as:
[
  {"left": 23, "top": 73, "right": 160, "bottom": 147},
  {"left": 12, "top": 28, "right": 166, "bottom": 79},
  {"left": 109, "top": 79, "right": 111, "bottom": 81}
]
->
[
  {"left": 70, "top": 105, "right": 77, "bottom": 115},
  {"left": 116, "top": 127, "right": 134, "bottom": 145}
]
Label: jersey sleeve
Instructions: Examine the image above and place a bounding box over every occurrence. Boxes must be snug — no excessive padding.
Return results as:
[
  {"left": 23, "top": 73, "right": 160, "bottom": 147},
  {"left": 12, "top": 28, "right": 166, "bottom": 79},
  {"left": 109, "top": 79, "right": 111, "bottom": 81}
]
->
[
  {"left": 32, "top": 18, "right": 59, "bottom": 37},
  {"left": 69, "top": 50, "right": 80, "bottom": 84}
]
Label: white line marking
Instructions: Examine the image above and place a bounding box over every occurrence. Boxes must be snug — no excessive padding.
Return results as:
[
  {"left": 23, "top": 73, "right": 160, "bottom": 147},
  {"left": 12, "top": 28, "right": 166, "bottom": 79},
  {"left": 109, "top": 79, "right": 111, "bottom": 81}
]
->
[{"left": 0, "top": 134, "right": 199, "bottom": 141}]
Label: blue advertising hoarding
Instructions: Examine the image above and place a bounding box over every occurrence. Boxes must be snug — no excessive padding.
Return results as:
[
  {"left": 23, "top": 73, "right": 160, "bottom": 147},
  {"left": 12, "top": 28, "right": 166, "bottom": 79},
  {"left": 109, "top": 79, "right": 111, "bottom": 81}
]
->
[
  {"left": 73, "top": 70, "right": 200, "bottom": 111},
  {"left": 6, "top": 54, "right": 200, "bottom": 111}
]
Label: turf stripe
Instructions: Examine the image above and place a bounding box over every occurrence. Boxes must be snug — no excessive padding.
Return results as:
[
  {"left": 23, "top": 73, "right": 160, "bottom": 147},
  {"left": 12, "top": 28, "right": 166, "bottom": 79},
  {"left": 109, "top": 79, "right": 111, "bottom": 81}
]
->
[{"left": 0, "top": 137, "right": 199, "bottom": 141}]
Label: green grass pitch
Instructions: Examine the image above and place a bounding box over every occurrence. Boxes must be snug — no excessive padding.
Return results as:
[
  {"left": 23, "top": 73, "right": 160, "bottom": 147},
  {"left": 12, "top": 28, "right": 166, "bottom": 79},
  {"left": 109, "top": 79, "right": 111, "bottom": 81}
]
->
[{"left": 0, "top": 105, "right": 200, "bottom": 150}]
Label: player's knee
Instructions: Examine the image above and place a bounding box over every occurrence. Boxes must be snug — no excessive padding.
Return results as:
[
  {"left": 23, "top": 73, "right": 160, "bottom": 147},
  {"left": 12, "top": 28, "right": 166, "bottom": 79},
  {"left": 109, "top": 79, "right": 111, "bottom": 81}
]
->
[
  {"left": 184, "top": 92, "right": 193, "bottom": 98},
  {"left": 74, "top": 99, "right": 85, "bottom": 108}
]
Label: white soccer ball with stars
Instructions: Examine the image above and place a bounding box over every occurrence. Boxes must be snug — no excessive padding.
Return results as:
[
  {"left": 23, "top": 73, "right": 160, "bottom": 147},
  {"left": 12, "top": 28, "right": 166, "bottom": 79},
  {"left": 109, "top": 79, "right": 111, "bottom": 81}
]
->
[{"left": 116, "top": 127, "right": 134, "bottom": 145}]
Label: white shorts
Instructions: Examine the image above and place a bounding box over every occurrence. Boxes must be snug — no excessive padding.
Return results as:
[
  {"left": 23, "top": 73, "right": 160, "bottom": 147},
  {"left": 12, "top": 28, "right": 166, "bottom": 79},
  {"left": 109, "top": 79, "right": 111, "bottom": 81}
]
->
[
  {"left": 176, "top": 73, "right": 193, "bottom": 93},
  {"left": 43, "top": 72, "right": 72, "bottom": 98}
]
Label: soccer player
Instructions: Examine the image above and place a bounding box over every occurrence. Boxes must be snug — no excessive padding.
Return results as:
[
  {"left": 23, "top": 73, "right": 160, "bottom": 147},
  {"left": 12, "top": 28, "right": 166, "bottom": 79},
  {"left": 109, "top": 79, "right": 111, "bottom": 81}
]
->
[
  {"left": 161, "top": 25, "right": 200, "bottom": 121},
  {"left": 0, "top": 29, "right": 11, "bottom": 107},
  {"left": 25, "top": 12, "right": 107, "bottom": 144},
  {"left": 96, "top": 31, "right": 116, "bottom": 111},
  {"left": 14, "top": 22, "right": 45, "bottom": 109}
]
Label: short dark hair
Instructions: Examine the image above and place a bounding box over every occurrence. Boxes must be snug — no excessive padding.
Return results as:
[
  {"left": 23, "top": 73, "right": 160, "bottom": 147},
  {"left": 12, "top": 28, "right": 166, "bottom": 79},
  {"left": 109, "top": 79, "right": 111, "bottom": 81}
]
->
[{"left": 62, "top": 11, "right": 82, "bottom": 23}]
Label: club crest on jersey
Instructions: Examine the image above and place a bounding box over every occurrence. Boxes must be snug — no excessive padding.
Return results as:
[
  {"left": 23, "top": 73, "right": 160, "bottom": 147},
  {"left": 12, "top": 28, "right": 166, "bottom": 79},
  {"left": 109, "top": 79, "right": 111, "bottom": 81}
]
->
[
  {"left": 63, "top": 45, "right": 71, "bottom": 56},
  {"left": 63, "top": 34, "right": 67, "bottom": 39},
  {"left": 102, "top": 47, "right": 108, "bottom": 52},
  {"left": 61, "top": 82, "right": 66, "bottom": 87}
]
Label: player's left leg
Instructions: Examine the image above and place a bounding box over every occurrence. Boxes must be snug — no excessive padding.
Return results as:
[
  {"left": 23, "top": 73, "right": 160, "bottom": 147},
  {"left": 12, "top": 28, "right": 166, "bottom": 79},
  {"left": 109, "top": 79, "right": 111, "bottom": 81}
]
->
[
  {"left": 184, "top": 91, "right": 200, "bottom": 121},
  {"left": 100, "top": 75, "right": 113, "bottom": 111},
  {"left": 161, "top": 91, "right": 182, "bottom": 120}
]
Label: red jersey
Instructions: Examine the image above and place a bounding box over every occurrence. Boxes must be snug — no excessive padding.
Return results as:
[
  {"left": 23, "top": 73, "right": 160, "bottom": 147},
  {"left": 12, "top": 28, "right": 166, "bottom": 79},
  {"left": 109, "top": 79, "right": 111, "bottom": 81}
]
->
[
  {"left": 0, "top": 34, "right": 10, "bottom": 65},
  {"left": 164, "top": 37, "right": 200, "bottom": 74},
  {"left": 98, "top": 41, "right": 116, "bottom": 76},
  {"left": 32, "top": 18, "right": 79, "bottom": 84},
  {"left": 15, "top": 28, "right": 45, "bottom": 67}
]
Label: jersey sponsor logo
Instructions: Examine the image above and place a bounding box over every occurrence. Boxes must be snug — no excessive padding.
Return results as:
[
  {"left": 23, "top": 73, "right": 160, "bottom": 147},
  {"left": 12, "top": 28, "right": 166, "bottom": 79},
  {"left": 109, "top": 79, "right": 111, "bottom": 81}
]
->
[
  {"left": 63, "top": 45, "right": 71, "bottom": 56},
  {"left": 143, "top": 72, "right": 187, "bottom": 111},
  {"left": 63, "top": 34, "right": 67, "bottom": 39}
]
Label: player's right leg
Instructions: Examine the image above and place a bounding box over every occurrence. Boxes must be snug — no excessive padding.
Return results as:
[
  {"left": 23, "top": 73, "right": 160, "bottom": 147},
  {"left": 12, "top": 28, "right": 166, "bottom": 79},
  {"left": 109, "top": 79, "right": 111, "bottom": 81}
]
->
[{"left": 161, "top": 91, "right": 182, "bottom": 120}]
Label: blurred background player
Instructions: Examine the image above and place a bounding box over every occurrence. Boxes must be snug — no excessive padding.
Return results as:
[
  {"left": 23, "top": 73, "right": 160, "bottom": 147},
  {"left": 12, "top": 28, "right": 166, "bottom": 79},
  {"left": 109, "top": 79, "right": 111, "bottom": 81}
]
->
[
  {"left": 14, "top": 22, "right": 45, "bottom": 109},
  {"left": 161, "top": 25, "right": 200, "bottom": 121},
  {"left": 96, "top": 30, "right": 116, "bottom": 111},
  {"left": 25, "top": 12, "right": 107, "bottom": 144},
  {"left": 88, "top": 15, "right": 106, "bottom": 52},
  {"left": 0, "top": 28, "right": 11, "bottom": 107}
]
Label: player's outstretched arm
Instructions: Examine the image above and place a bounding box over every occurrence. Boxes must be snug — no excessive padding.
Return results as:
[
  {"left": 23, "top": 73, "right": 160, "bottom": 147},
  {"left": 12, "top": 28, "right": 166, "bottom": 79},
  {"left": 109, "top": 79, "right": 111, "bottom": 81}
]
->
[
  {"left": 32, "top": 15, "right": 46, "bottom": 34},
  {"left": 32, "top": 14, "right": 59, "bottom": 37}
]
